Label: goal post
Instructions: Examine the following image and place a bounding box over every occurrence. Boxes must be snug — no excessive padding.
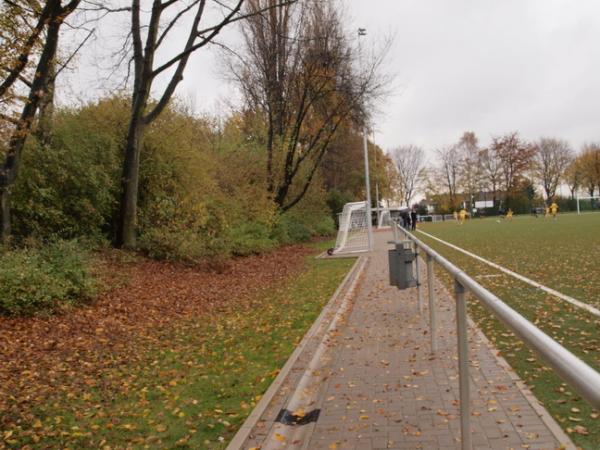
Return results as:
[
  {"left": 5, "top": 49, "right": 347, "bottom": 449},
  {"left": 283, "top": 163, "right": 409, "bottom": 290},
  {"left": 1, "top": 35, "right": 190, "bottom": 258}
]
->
[
  {"left": 576, "top": 195, "right": 600, "bottom": 214},
  {"left": 332, "top": 202, "right": 370, "bottom": 254}
]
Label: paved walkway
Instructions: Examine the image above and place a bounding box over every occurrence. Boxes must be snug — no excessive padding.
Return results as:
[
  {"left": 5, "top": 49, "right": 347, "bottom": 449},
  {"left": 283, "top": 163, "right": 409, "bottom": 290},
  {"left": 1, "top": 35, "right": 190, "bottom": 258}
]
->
[{"left": 231, "top": 231, "right": 572, "bottom": 450}]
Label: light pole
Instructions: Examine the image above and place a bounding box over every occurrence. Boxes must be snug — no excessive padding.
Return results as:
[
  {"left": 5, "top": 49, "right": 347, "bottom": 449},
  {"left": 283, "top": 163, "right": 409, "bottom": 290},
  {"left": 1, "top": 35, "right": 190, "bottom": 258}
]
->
[
  {"left": 358, "top": 27, "right": 373, "bottom": 250},
  {"left": 372, "top": 128, "right": 381, "bottom": 227}
]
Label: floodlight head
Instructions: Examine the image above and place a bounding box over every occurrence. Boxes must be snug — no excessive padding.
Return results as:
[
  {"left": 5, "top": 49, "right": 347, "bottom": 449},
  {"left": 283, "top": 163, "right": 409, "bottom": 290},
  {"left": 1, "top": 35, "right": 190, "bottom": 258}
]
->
[{"left": 358, "top": 28, "right": 367, "bottom": 36}]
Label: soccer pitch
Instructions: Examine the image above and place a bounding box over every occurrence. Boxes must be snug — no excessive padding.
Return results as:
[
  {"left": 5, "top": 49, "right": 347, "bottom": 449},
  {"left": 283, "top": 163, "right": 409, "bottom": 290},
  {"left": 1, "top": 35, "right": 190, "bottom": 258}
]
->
[{"left": 417, "top": 213, "right": 600, "bottom": 448}]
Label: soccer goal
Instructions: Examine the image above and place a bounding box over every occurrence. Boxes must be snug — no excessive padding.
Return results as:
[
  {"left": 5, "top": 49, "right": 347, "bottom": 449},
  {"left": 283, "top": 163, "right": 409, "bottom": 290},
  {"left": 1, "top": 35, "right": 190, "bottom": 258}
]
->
[
  {"left": 576, "top": 195, "right": 600, "bottom": 214},
  {"left": 421, "top": 214, "right": 443, "bottom": 223},
  {"left": 377, "top": 208, "right": 392, "bottom": 228},
  {"left": 332, "top": 202, "right": 369, "bottom": 254}
]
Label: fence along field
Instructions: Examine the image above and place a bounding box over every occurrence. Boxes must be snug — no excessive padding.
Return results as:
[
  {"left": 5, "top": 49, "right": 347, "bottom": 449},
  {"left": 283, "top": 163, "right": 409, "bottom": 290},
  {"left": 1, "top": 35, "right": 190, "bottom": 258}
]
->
[{"left": 416, "top": 213, "right": 600, "bottom": 448}]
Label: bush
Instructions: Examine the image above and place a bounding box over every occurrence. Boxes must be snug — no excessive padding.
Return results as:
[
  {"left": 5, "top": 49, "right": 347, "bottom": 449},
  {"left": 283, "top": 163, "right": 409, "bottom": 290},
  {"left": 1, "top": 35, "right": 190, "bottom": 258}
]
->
[
  {"left": 11, "top": 98, "right": 126, "bottom": 240},
  {"left": 138, "top": 227, "right": 228, "bottom": 263},
  {"left": 0, "top": 241, "right": 98, "bottom": 315},
  {"left": 310, "top": 216, "right": 335, "bottom": 236},
  {"left": 229, "top": 221, "right": 276, "bottom": 256},
  {"left": 272, "top": 215, "right": 312, "bottom": 244}
]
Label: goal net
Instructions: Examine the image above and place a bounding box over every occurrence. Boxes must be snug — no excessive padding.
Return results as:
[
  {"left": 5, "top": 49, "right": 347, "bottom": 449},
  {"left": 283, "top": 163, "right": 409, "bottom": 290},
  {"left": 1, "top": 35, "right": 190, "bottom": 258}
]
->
[
  {"left": 377, "top": 208, "right": 392, "bottom": 228},
  {"left": 576, "top": 196, "right": 600, "bottom": 214},
  {"left": 332, "top": 202, "right": 369, "bottom": 254}
]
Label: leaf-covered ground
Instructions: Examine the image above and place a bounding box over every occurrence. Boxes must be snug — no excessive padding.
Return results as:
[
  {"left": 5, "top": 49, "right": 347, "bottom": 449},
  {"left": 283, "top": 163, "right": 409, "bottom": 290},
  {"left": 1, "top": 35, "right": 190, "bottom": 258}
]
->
[
  {"left": 418, "top": 214, "right": 600, "bottom": 449},
  {"left": 0, "top": 241, "right": 355, "bottom": 449}
]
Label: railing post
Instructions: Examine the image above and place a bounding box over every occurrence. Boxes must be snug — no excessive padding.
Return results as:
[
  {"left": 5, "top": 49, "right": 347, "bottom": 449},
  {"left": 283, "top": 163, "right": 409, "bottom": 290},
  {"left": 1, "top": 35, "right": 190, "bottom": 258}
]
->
[
  {"left": 427, "top": 254, "right": 437, "bottom": 353},
  {"left": 454, "top": 279, "right": 471, "bottom": 450},
  {"left": 414, "top": 243, "right": 423, "bottom": 315}
]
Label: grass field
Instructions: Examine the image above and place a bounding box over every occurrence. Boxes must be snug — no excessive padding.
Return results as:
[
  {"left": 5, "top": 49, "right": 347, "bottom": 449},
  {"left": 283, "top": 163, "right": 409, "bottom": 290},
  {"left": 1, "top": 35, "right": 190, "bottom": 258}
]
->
[
  {"left": 417, "top": 213, "right": 600, "bottom": 449},
  {"left": 1, "top": 241, "right": 355, "bottom": 449}
]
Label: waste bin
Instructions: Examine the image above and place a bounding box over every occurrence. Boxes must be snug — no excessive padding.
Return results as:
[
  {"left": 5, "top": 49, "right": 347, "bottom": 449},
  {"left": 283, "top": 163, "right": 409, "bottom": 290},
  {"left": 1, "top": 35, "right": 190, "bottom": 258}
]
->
[{"left": 388, "top": 241, "right": 417, "bottom": 290}]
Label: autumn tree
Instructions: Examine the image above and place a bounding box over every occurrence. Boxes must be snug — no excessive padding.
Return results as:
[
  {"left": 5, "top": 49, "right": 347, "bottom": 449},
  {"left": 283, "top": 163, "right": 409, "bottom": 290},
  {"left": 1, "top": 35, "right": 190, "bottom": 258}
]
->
[
  {"left": 532, "top": 137, "right": 572, "bottom": 203},
  {"left": 232, "top": 0, "right": 385, "bottom": 212},
  {"left": 578, "top": 143, "right": 600, "bottom": 199},
  {"left": 563, "top": 157, "right": 583, "bottom": 199},
  {"left": 391, "top": 145, "right": 425, "bottom": 206},
  {"left": 491, "top": 132, "right": 534, "bottom": 199},
  {"left": 1, "top": 0, "right": 81, "bottom": 244},
  {"left": 114, "top": 0, "right": 293, "bottom": 248}
]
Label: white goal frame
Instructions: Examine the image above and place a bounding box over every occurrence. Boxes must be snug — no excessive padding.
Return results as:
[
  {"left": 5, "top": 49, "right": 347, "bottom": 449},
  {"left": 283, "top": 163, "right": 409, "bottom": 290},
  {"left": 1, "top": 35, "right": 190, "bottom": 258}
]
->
[
  {"left": 576, "top": 195, "right": 600, "bottom": 214},
  {"left": 333, "top": 202, "right": 369, "bottom": 254}
]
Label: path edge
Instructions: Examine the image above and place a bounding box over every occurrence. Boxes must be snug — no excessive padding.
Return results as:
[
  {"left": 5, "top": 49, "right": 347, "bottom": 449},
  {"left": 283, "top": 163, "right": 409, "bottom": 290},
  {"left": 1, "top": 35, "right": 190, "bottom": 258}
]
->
[{"left": 226, "top": 255, "right": 367, "bottom": 450}]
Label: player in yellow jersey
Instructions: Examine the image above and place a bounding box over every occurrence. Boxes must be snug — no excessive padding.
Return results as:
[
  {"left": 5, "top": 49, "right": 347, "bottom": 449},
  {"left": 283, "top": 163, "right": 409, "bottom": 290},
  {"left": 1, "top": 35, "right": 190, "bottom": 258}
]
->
[
  {"left": 459, "top": 208, "right": 467, "bottom": 225},
  {"left": 506, "top": 208, "right": 513, "bottom": 221},
  {"left": 550, "top": 201, "right": 558, "bottom": 220}
]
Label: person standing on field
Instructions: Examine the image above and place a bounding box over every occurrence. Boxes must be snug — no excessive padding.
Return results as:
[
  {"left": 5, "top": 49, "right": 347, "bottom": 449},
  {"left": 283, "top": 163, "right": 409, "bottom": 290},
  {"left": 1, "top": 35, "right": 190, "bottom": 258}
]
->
[
  {"left": 459, "top": 208, "right": 467, "bottom": 225},
  {"left": 544, "top": 205, "right": 550, "bottom": 218},
  {"left": 506, "top": 208, "right": 513, "bottom": 221},
  {"left": 411, "top": 210, "right": 418, "bottom": 231},
  {"left": 550, "top": 201, "right": 559, "bottom": 220}
]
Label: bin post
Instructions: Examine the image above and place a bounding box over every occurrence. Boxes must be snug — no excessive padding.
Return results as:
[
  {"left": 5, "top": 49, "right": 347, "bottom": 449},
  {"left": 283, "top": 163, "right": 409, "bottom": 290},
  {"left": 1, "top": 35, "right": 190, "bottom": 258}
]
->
[
  {"left": 455, "top": 279, "right": 471, "bottom": 450},
  {"left": 414, "top": 242, "right": 423, "bottom": 315},
  {"left": 427, "top": 254, "right": 437, "bottom": 354}
]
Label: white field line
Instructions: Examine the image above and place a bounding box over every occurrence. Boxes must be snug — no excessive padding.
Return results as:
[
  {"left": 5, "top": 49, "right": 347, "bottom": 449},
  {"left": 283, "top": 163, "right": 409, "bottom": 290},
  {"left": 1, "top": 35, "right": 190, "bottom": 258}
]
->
[{"left": 417, "top": 229, "right": 600, "bottom": 319}]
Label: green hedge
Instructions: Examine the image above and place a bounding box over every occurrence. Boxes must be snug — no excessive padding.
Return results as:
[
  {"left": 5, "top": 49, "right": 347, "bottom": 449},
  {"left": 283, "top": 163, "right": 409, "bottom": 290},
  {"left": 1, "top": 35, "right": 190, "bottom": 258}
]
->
[{"left": 0, "top": 241, "right": 98, "bottom": 316}]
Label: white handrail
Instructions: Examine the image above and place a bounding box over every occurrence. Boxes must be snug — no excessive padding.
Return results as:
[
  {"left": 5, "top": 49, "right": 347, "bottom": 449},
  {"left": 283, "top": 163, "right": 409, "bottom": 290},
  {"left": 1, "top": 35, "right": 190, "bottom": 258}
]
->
[{"left": 393, "top": 222, "right": 600, "bottom": 449}]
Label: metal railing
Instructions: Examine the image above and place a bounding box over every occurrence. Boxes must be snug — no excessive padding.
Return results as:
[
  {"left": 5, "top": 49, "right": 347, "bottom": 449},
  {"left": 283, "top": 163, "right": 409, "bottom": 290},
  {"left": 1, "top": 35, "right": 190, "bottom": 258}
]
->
[{"left": 392, "top": 222, "right": 600, "bottom": 450}]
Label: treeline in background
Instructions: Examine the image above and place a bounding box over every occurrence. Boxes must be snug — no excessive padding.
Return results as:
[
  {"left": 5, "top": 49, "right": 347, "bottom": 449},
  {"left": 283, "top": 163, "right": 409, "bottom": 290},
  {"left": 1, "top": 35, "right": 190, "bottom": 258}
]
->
[{"left": 390, "top": 131, "right": 600, "bottom": 216}]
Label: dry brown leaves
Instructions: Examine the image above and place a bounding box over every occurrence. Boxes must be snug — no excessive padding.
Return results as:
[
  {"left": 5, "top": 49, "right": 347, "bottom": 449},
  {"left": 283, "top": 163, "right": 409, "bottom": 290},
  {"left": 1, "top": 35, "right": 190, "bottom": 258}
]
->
[{"left": 0, "top": 244, "right": 314, "bottom": 427}]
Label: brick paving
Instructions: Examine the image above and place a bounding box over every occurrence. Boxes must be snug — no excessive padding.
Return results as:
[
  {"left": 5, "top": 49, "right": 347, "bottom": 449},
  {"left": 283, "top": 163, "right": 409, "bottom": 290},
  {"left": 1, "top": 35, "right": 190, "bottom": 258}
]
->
[{"left": 236, "top": 231, "right": 572, "bottom": 450}]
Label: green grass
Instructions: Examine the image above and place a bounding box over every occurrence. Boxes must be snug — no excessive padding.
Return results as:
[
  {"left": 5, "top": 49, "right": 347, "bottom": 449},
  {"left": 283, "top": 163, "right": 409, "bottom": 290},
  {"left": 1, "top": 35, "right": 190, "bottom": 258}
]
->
[
  {"left": 420, "top": 213, "right": 600, "bottom": 308},
  {"left": 417, "top": 214, "right": 600, "bottom": 449},
  {"left": 6, "top": 241, "right": 355, "bottom": 449}
]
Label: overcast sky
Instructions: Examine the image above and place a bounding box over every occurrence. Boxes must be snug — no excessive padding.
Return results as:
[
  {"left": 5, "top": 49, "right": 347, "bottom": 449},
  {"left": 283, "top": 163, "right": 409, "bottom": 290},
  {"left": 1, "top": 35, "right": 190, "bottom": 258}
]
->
[
  {"left": 63, "top": 0, "right": 600, "bottom": 155},
  {"left": 349, "top": 0, "right": 600, "bottom": 154}
]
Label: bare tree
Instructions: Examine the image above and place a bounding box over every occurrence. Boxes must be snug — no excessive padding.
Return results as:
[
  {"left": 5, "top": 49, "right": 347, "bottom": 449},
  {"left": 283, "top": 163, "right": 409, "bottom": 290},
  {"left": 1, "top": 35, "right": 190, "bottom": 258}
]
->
[
  {"left": 492, "top": 132, "right": 534, "bottom": 195},
  {"left": 479, "top": 146, "right": 502, "bottom": 204},
  {"left": 436, "top": 145, "right": 460, "bottom": 210},
  {"left": 1, "top": 0, "right": 82, "bottom": 244},
  {"left": 231, "top": 0, "right": 387, "bottom": 212},
  {"left": 391, "top": 145, "right": 424, "bottom": 207},
  {"left": 114, "top": 0, "right": 294, "bottom": 248},
  {"left": 532, "top": 137, "right": 572, "bottom": 202},
  {"left": 457, "top": 131, "right": 480, "bottom": 210}
]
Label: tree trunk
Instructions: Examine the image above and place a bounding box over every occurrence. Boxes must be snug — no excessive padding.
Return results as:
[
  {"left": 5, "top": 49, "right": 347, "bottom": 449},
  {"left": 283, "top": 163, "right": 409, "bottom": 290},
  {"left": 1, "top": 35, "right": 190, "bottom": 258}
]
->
[
  {"left": 36, "top": 59, "right": 56, "bottom": 148},
  {"left": 1, "top": 187, "right": 10, "bottom": 246},
  {"left": 0, "top": 1, "right": 62, "bottom": 244},
  {"left": 116, "top": 108, "right": 145, "bottom": 248}
]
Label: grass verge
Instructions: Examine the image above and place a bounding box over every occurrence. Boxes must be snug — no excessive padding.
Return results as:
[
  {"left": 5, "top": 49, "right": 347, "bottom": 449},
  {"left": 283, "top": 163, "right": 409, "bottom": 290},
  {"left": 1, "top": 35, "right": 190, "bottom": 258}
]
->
[{"left": 4, "top": 239, "right": 355, "bottom": 449}]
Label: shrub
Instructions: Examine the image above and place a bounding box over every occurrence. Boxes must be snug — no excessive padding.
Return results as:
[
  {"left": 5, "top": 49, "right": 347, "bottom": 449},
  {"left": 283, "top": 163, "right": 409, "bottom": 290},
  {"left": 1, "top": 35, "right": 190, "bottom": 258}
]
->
[
  {"left": 272, "top": 215, "right": 312, "bottom": 244},
  {"left": 138, "top": 227, "right": 228, "bottom": 263},
  {"left": 11, "top": 98, "right": 126, "bottom": 240},
  {"left": 310, "top": 216, "right": 335, "bottom": 236},
  {"left": 0, "top": 241, "right": 98, "bottom": 316},
  {"left": 229, "top": 221, "right": 276, "bottom": 256}
]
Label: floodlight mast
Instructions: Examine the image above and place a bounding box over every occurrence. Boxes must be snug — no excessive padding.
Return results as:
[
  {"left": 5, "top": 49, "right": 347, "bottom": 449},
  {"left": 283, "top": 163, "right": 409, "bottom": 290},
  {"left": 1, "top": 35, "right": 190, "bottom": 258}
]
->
[{"left": 358, "top": 27, "right": 373, "bottom": 251}]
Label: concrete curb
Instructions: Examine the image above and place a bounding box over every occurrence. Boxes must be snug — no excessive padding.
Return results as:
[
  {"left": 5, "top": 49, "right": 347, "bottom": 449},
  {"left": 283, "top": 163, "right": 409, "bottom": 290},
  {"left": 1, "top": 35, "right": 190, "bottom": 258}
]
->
[{"left": 226, "top": 256, "right": 367, "bottom": 450}]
